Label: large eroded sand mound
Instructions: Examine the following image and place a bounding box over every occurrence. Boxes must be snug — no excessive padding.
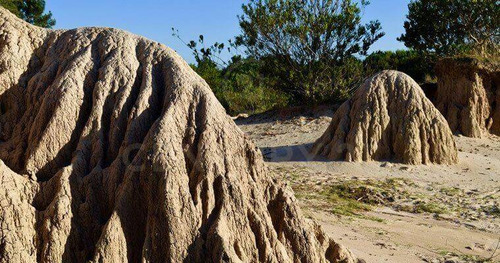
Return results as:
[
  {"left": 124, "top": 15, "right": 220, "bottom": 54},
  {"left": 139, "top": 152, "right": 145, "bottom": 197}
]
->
[
  {"left": 312, "top": 70, "right": 458, "bottom": 165},
  {"left": 0, "top": 8, "right": 360, "bottom": 263},
  {"left": 435, "top": 58, "right": 500, "bottom": 138}
]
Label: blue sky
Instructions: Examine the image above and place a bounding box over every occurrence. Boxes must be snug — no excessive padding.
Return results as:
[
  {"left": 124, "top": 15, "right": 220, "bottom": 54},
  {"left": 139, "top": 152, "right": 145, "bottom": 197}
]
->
[{"left": 46, "top": 0, "right": 410, "bottom": 64}]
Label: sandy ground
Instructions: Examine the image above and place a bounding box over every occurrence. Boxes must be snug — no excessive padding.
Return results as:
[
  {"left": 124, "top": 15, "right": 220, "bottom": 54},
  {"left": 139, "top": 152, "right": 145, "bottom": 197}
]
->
[{"left": 236, "top": 106, "right": 500, "bottom": 263}]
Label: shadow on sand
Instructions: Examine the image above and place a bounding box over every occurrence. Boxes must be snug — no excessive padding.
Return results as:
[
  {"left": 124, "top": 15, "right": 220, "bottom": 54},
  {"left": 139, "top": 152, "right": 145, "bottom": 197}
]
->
[{"left": 260, "top": 143, "right": 329, "bottom": 162}]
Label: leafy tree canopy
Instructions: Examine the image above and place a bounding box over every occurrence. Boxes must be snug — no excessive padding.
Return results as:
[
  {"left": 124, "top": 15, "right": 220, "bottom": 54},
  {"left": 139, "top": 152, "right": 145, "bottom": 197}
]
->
[
  {"left": 236, "top": 0, "right": 384, "bottom": 101},
  {"left": 399, "top": 0, "right": 499, "bottom": 56},
  {"left": 0, "top": 0, "right": 56, "bottom": 28}
]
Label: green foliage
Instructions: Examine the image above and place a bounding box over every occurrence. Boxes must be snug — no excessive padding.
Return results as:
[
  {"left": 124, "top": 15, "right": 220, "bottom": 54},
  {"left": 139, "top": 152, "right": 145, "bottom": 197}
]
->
[
  {"left": 174, "top": 0, "right": 386, "bottom": 113},
  {"left": 439, "top": 187, "right": 461, "bottom": 196},
  {"left": 173, "top": 29, "right": 290, "bottom": 115},
  {"left": 222, "top": 58, "right": 289, "bottom": 114},
  {"left": 0, "top": 0, "right": 19, "bottom": 16},
  {"left": 438, "top": 251, "right": 495, "bottom": 263},
  {"left": 399, "top": 0, "right": 499, "bottom": 57},
  {"left": 364, "top": 50, "right": 436, "bottom": 83},
  {"left": 0, "top": 0, "right": 55, "bottom": 28},
  {"left": 175, "top": 0, "right": 454, "bottom": 114},
  {"left": 190, "top": 57, "right": 289, "bottom": 115},
  {"left": 413, "top": 201, "right": 447, "bottom": 215},
  {"left": 191, "top": 59, "right": 226, "bottom": 98},
  {"left": 223, "top": 84, "right": 289, "bottom": 115},
  {"left": 325, "top": 179, "right": 410, "bottom": 206},
  {"left": 321, "top": 190, "right": 372, "bottom": 217},
  {"left": 331, "top": 57, "right": 365, "bottom": 101},
  {"left": 319, "top": 178, "right": 411, "bottom": 220},
  {"left": 237, "top": 0, "right": 384, "bottom": 102}
]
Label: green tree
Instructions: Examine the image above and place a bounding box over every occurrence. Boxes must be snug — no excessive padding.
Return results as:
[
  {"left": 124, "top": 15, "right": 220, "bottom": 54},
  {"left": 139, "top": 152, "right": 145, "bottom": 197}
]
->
[
  {"left": 0, "top": 0, "right": 55, "bottom": 28},
  {"left": 399, "top": 0, "right": 499, "bottom": 56},
  {"left": 237, "top": 0, "right": 384, "bottom": 102},
  {"left": 0, "top": 0, "right": 19, "bottom": 16}
]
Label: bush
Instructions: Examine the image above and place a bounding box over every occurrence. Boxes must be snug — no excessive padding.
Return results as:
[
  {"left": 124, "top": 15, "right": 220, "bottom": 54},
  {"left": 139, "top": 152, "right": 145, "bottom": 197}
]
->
[
  {"left": 191, "top": 58, "right": 289, "bottom": 115},
  {"left": 223, "top": 85, "right": 289, "bottom": 115},
  {"left": 331, "top": 57, "right": 365, "bottom": 101},
  {"left": 187, "top": 45, "right": 435, "bottom": 114},
  {"left": 192, "top": 59, "right": 227, "bottom": 97},
  {"left": 364, "top": 50, "right": 436, "bottom": 84}
]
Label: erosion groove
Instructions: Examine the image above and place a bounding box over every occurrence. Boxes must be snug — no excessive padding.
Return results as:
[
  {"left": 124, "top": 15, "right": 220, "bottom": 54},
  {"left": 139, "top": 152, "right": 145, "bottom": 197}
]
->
[
  {"left": 0, "top": 7, "right": 361, "bottom": 263},
  {"left": 435, "top": 58, "right": 500, "bottom": 138},
  {"left": 312, "top": 70, "right": 458, "bottom": 165}
]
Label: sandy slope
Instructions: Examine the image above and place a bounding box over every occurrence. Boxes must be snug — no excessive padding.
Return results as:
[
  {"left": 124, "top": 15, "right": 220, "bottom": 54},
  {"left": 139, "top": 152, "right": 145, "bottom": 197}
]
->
[{"left": 237, "top": 107, "right": 500, "bottom": 263}]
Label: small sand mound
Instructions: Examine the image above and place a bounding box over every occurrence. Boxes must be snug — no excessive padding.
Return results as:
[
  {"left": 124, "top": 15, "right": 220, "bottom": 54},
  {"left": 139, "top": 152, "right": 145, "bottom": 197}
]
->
[
  {"left": 0, "top": 8, "right": 360, "bottom": 263},
  {"left": 312, "top": 70, "right": 458, "bottom": 165},
  {"left": 435, "top": 58, "right": 500, "bottom": 138}
]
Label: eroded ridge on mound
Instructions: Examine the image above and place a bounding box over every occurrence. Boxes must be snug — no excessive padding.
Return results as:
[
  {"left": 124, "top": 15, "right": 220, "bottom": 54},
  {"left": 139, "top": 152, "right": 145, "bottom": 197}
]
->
[
  {"left": 312, "top": 70, "right": 458, "bottom": 165},
  {"left": 0, "top": 8, "right": 360, "bottom": 263},
  {"left": 435, "top": 58, "right": 500, "bottom": 138}
]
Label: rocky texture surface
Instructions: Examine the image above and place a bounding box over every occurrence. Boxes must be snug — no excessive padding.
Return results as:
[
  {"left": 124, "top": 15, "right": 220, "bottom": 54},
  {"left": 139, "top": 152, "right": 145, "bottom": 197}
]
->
[
  {"left": 0, "top": 8, "right": 360, "bottom": 263},
  {"left": 312, "top": 70, "right": 458, "bottom": 165},
  {"left": 435, "top": 58, "right": 500, "bottom": 138}
]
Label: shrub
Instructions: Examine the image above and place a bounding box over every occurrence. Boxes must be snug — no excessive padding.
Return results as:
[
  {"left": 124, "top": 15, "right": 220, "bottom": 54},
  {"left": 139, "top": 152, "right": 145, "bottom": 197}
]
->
[
  {"left": 364, "top": 50, "right": 436, "bottom": 84},
  {"left": 191, "top": 57, "right": 289, "bottom": 115}
]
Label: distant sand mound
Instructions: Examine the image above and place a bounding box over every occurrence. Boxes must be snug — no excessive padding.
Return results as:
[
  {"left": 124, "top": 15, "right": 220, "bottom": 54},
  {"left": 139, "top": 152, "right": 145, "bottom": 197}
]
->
[
  {"left": 435, "top": 58, "right": 500, "bottom": 138},
  {"left": 312, "top": 70, "right": 458, "bottom": 165},
  {"left": 0, "top": 8, "right": 360, "bottom": 263}
]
